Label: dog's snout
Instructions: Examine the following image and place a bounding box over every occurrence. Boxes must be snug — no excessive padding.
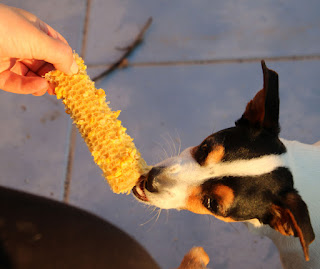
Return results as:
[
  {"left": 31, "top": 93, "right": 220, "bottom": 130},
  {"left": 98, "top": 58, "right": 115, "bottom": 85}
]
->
[{"left": 145, "top": 167, "right": 164, "bottom": 193}]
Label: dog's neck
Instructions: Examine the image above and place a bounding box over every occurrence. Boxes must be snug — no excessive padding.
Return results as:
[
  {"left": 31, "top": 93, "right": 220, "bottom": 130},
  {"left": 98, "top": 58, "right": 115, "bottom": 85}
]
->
[{"left": 247, "top": 139, "right": 320, "bottom": 269}]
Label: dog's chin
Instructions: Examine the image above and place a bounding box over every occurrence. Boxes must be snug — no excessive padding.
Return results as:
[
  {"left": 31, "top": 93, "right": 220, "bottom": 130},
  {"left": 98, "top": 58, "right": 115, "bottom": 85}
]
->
[{"left": 132, "top": 176, "right": 149, "bottom": 203}]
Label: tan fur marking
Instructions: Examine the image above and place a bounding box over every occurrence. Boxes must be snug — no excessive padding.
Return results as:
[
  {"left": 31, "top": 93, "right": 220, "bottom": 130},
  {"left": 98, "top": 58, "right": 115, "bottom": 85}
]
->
[
  {"left": 213, "top": 184, "right": 235, "bottom": 213},
  {"left": 204, "top": 145, "right": 225, "bottom": 165},
  {"left": 184, "top": 186, "right": 236, "bottom": 223},
  {"left": 270, "top": 204, "right": 310, "bottom": 261},
  {"left": 185, "top": 187, "right": 212, "bottom": 215},
  {"left": 243, "top": 88, "right": 266, "bottom": 125},
  {"left": 270, "top": 206, "right": 294, "bottom": 236}
]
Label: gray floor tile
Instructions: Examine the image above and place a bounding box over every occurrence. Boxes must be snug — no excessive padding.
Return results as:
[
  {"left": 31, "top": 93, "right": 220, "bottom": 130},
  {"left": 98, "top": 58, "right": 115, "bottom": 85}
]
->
[
  {"left": 0, "top": 93, "right": 68, "bottom": 199},
  {"left": 85, "top": 0, "right": 320, "bottom": 65}
]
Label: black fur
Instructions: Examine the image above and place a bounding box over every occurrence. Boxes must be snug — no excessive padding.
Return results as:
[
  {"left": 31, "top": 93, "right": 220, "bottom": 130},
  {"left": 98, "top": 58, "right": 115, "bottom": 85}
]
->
[
  {"left": 201, "top": 167, "right": 294, "bottom": 222},
  {"left": 193, "top": 126, "right": 286, "bottom": 163},
  {"left": 236, "top": 61, "right": 281, "bottom": 134}
]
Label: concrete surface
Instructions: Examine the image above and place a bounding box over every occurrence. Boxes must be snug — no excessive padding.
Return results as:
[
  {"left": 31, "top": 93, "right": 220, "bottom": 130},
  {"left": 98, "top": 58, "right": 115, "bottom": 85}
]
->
[{"left": 1, "top": 1, "right": 320, "bottom": 268}]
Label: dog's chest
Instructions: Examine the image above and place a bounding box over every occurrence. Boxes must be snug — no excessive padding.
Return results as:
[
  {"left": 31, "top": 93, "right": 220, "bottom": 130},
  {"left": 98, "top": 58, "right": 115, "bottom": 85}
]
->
[{"left": 281, "top": 139, "right": 320, "bottom": 211}]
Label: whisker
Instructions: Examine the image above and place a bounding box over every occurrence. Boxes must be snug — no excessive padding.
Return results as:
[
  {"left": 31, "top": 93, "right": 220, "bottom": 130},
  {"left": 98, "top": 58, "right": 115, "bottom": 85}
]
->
[
  {"left": 155, "top": 152, "right": 163, "bottom": 164},
  {"left": 150, "top": 206, "right": 158, "bottom": 214},
  {"left": 153, "top": 140, "right": 169, "bottom": 160},
  {"left": 144, "top": 204, "right": 158, "bottom": 214},
  {"left": 153, "top": 130, "right": 183, "bottom": 164},
  {"left": 167, "top": 132, "right": 178, "bottom": 156},
  {"left": 139, "top": 208, "right": 160, "bottom": 226},
  {"left": 154, "top": 149, "right": 167, "bottom": 164},
  {"left": 165, "top": 210, "right": 170, "bottom": 224},
  {"left": 155, "top": 209, "right": 162, "bottom": 223},
  {"left": 146, "top": 209, "right": 162, "bottom": 232},
  {"left": 174, "top": 128, "right": 182, "bottom": 155},
  {"left": 161, "top": 133, "right": 175, "bottom": 157}
]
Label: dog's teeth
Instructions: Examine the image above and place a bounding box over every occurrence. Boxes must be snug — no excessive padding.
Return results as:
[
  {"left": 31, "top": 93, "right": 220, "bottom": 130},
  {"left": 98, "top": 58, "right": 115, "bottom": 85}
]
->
[{"left": 136, "top": 186, "right": 144, "bottom": 196}]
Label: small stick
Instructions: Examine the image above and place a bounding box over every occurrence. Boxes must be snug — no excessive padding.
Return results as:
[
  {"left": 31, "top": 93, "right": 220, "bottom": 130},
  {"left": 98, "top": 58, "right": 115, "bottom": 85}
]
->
[{"left": 92, "top": 17, "right": 153, "bottom": 82}]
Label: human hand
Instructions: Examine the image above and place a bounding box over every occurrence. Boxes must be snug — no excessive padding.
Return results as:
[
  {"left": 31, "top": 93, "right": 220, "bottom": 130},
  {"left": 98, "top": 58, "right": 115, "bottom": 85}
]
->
[{"left": 0, "top": 4, "right": 78, "bottom": 96}]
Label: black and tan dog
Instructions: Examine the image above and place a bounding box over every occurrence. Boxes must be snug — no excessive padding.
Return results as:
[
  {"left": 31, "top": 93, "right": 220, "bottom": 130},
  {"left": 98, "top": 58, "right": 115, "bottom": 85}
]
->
[{"left": 134, "top": 61, "right": 319, "bottom": 269}]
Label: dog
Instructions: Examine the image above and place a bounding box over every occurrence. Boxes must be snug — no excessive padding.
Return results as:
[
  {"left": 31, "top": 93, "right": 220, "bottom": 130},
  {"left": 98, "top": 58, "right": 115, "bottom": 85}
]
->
[{"left": 133, "top": 61, "right": 319, "bottom": 269}]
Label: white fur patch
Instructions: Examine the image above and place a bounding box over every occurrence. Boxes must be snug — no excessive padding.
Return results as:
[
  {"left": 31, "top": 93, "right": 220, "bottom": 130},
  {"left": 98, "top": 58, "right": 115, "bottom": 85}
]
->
[
  {"left": 155, "top": 147, "right": 288, "bottom": 183},
  {"left": 210, "top": 153, "right": 288, "bottom": 178},
  {"left": 143, "top": 147, "right": 288, "bottom": 210}
]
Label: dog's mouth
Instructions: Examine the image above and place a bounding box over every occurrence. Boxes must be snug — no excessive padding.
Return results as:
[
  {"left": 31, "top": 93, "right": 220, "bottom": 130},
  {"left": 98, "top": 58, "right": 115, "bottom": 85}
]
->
[{"left": 132, "top": 176, "right": 149, "bottom": 202}]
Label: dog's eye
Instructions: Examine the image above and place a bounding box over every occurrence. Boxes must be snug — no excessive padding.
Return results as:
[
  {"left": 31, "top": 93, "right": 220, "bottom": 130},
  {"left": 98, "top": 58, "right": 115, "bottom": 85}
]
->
[{"left": 203, "top": 195, "right": 219, "bottom": 213}]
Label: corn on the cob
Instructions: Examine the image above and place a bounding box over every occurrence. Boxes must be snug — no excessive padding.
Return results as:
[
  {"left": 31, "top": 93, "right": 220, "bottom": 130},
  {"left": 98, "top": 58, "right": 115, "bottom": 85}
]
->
[{"left": 45, "top": 53, "right": 149, "bottom": 194}]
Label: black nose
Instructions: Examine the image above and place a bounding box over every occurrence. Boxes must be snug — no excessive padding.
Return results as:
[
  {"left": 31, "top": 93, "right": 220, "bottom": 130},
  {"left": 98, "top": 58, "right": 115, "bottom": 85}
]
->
[{"left": 145, "top": 167, "right": 164, "bottom": 193}]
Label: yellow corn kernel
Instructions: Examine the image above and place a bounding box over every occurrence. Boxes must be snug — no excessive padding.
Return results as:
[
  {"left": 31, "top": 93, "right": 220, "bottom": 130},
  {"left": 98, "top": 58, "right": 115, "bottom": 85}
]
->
[{"left": 45, "top": 53, "right": 149, "bottom": 194}]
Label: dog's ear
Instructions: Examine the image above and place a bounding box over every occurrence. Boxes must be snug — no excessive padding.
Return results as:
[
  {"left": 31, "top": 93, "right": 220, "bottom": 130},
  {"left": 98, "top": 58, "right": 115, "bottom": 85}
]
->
[
  {"left": 236, "top": 61, "right": 280, "bottom": 134},
  {"left": 268, "top": 191, "right": 315, "bottom": 261}
]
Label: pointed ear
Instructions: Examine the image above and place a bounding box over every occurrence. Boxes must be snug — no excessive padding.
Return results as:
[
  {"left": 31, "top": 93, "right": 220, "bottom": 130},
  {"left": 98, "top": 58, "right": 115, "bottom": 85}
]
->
[
  {"left": 236, "top": 60, "right": 280, "bottom": 134},
  {"left": 268, "top": 191, "right": 315, "bottom": 261}
]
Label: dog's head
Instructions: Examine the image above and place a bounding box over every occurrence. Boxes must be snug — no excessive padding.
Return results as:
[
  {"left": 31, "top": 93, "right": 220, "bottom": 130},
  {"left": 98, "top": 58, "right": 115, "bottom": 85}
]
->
[{"left": 133, "top": 61, "right": 315, "bottom": 260}]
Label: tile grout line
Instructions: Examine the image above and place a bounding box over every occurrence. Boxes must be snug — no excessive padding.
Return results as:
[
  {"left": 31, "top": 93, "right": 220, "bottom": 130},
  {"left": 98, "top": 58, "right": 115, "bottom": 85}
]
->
[
  {"left": 87, "top": 54, "right": 320, "bottom": 69},
  {"left": 62, "top": 0, "right": 92, "bottom": 203},
  {"left": 62, "top": 119, "right": 75, "bottom": 203}
]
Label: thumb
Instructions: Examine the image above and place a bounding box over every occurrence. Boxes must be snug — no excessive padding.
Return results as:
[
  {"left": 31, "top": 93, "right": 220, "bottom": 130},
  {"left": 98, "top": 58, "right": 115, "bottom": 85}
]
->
[{"left": 39, "top": 35, "right": 78, "bottom": 75}]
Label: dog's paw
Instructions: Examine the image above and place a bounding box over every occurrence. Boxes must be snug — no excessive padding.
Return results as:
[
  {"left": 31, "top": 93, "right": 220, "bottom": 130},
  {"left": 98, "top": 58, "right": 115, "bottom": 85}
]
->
[{"left": 177, "top": 246, "right": 210, "bottom": 269}]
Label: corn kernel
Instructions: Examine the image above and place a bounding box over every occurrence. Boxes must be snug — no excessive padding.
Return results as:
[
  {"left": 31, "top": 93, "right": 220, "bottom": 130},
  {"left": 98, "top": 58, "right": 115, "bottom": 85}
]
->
[{"left": 45, "top": 53, "right": 149, "bottom": 194}]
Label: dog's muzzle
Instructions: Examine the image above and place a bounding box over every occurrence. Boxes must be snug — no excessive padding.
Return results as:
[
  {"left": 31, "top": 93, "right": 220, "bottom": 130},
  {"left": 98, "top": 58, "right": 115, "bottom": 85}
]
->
[{"left": 133, "top": 167, "right": 165, "bottom": 202}]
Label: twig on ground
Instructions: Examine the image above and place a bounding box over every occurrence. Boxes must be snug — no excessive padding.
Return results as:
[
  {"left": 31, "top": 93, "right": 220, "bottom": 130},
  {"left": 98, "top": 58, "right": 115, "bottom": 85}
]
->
[{"left": 92, "top": 17, "right": 153, "bottom": 82}]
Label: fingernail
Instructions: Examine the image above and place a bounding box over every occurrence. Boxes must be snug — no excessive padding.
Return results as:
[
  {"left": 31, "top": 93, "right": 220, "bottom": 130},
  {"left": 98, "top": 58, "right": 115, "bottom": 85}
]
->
[{"left": 70, "top": 60, "right": 78, "bottom": 74}]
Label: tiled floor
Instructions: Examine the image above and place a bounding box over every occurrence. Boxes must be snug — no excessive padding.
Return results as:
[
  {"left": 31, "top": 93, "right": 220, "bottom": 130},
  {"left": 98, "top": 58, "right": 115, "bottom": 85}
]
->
[{"left": 1, "top": 1, "right": 320, "bottom": 268}]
